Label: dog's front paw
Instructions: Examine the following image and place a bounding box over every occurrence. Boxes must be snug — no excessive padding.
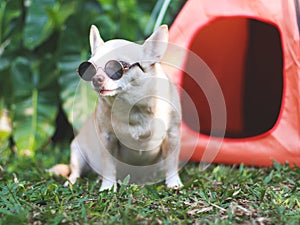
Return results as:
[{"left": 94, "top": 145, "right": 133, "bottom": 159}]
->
[
  {"left": 166, "top": 174, "right": 183, "bottom": 189},
  {"left": 100, "top": 179, "right": 117, "bottom": 192}
]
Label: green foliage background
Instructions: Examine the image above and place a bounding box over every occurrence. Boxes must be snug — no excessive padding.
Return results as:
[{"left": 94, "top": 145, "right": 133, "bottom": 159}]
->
[{"left": 0, "top": 0, "right": 184, "bottom": 155}]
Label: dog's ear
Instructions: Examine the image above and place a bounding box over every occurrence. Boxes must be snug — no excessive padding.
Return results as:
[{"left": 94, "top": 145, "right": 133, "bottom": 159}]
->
[
  {"left": 89, "top": 25, "right": 104, "bottom": 56},
  {"left": 142, "top": 25, "right": 168, "bottom": 66}
]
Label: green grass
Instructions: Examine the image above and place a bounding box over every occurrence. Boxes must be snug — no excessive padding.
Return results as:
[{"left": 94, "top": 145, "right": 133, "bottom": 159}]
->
[{"left": 0, "top": 143, "right": 300, "bottom": 224}]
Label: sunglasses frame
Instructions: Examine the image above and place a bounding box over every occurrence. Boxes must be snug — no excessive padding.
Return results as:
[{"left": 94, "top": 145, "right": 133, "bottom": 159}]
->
[{"left": 77, "top": 60, "right": 144, "bottom": 81}]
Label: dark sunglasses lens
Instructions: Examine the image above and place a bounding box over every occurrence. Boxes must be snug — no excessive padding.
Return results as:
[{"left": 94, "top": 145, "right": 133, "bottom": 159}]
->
[
  {"left": 105, "top": 61, "right": 123, "bottom": 80},
  {"left": 78, "top": 62, "right": 96, "bottom": 81}
]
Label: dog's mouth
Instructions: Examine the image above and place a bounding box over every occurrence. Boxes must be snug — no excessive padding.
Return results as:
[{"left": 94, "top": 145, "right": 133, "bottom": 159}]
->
[{"left": 99, "top": 88, "right": 120, "bottom": 96}]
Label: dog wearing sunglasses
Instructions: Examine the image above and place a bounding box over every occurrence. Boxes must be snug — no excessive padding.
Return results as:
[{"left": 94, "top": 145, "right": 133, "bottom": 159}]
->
[{"left": 50, "top": 25, "right": 183, "bottom": 191}]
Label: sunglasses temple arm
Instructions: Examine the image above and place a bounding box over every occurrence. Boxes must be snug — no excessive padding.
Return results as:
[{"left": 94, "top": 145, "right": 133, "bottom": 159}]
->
[{"left": 129, "top": 62, "right": 145, "bottom": 72}]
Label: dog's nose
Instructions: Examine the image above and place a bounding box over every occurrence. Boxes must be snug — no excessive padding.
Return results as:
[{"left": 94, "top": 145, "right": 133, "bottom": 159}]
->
[
  {"left": 96, "top": 74, "right": 105, "bottom": 82},
  {"left": 92, "top": 74, "right": 105, "bottom": 86}
]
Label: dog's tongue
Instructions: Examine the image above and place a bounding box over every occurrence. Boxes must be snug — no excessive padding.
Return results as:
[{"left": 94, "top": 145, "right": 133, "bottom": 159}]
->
[{"left": 99, "top": 90, "right": 106, "bottom": 95}]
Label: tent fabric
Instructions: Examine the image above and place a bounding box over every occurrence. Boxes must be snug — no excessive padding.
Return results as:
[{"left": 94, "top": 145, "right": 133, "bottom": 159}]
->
[
  {"left": 295, "top": 0, "right": 300, "bottom": 33},
  {"left": 165, "top": 0, "right": 300, "bottom": 166}
]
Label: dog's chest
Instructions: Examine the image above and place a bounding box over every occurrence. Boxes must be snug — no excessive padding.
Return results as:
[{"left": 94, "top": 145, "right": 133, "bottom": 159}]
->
[
  {"left": 118, "top": 98, "right": 168, "bottom": 141},
  {"left": 112, "top": 99, "right": 168, "bottom": 164},
  {"left": 128, "top": 103, "right": 156, "bottom": 139}
]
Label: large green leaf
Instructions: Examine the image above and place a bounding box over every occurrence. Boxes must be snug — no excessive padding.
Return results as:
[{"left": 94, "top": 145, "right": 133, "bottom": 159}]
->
[
  {"left": 57, "top": 11, "right": 99, "bottom": 132},
  {"left": 0, "top": 0, "right": 23, "bottom": 70},
  {"left": 11, "top": 57, "right": 59, "bottom": 155},
  {"left": 0, "top": 0, "right": 22, "bottom": 41},
  {"left": 23, "top": 0, "right": 55, "bottom": 50}
]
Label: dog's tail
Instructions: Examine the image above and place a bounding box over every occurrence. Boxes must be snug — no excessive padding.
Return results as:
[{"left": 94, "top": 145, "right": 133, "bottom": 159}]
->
[{"left": 47, "top": 164, "right": 71, "bottom": 178}]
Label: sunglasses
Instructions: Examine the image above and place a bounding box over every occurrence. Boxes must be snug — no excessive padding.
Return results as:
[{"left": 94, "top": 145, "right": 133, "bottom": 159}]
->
[{"left": 77, "top": 60, "right": 144, "bottom": 81}]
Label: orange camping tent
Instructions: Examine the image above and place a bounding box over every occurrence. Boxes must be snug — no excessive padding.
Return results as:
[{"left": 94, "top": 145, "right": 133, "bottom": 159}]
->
[{"left": 164, "top": 0, "right": 300, "bottom": 167}]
